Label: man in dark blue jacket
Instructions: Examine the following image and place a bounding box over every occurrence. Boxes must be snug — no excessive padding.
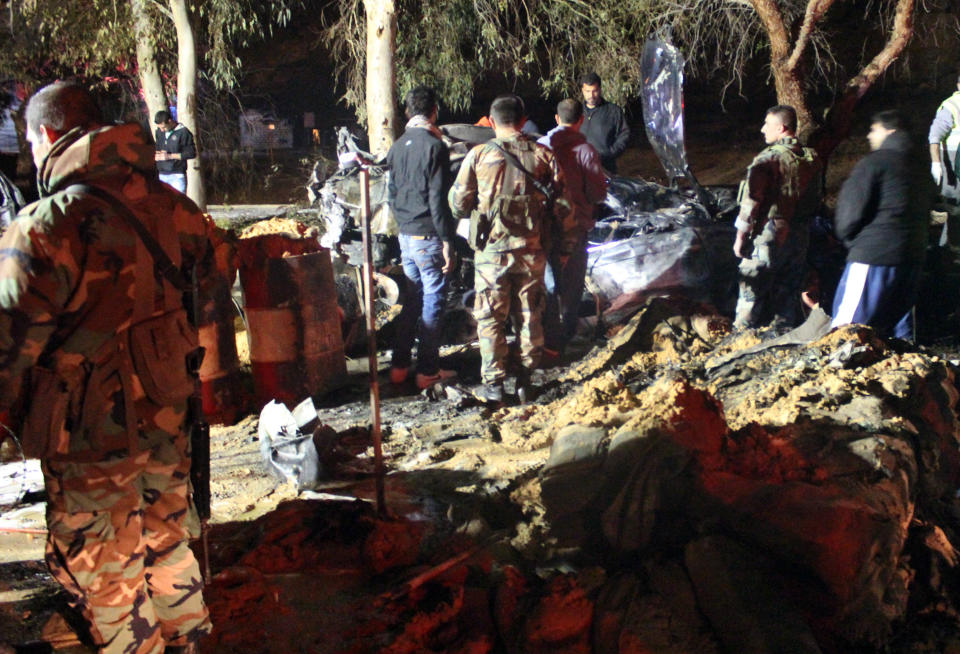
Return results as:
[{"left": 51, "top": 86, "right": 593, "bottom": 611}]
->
[
  {"left": 579, "top": 72, "right": 630, "bottom": 174},
  {"left": 831, "top": 110, "right": 932, "bottom": 340},
  {"left": 386, "top": 86, "right": 457, "bottom": 389}
]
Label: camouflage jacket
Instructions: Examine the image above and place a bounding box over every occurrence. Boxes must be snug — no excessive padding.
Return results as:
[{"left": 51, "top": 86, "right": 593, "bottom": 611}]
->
[
  {"left": 0, "top": 123, "right": 223, "bottom": 460},
  {"left": 734, "top": 136, "right": 821, "bottom": 241},
  {"left": 449, "top": 133, "right": 575, "bottom": 253}
]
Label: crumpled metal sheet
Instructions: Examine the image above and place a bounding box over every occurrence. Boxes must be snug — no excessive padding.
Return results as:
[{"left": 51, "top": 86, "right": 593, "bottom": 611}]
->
[
  {"left": 258, "top": 398, "right": 324, "bottom": 490},
  {"left": 586, "top": 44, "right": 740, "bottom": 311},
  {"left": 586, "top": 182, "right": 737, "bottom": 307},
  {"left": 313, "top": 125, "right": 493, "bottom": 258},
  {"left": 317, "top": 168, "right": 392, "bottom": 251}
]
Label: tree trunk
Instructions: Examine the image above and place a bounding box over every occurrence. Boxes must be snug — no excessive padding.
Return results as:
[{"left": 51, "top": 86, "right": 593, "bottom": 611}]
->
[
  {"left": 750, "top": 0, "right": 815, "bottom": 137},
  {"left": 170, "top": 0, "right": 205, "bottom": 209},
  {"left": 363, "top": 0, "right": 396, "bottom": 157},
  {"left": 132, "top": 0, "right": 168, "bottom": 129}
]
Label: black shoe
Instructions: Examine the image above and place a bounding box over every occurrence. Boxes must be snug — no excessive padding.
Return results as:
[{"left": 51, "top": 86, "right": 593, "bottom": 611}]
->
[{"left": 474, "top": 383, "right": 504, "bottom": 404}]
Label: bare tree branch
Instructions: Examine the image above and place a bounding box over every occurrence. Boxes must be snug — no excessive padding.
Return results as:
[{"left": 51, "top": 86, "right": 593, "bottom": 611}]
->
[
  {"left": 813, "top": 0, "right": 917, "bottom": 157},
  {"left": 844, "top": 0, "right": 916, "bottom": 102},
  {"left": 787, "top": 0, "right": 837, "bottom": 71}
]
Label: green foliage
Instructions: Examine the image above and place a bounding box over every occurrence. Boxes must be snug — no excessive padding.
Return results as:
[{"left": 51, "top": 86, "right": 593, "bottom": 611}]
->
[
  {"left": 0, "top": 0, "right": 140, "bottom": 88},
  {"left": 396, "top": 0, "right": 493, "bottom": 112},
  {"left": 196, "top": 0, "right": 303, "bottom": 89},
  {"left": 322, "top": 0, "right": 367, "bottom": 120},
  {"left": 321, "top": 0, "right": 919, "bottom": 122},
  {"left": 0, "top": 0, "right": 304, "bottom": 95}
]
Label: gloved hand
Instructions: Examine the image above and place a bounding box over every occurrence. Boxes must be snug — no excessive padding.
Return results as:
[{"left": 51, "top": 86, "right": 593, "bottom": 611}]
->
[{"left": 932, "top": 162, "right": 943, "bottom": 186}]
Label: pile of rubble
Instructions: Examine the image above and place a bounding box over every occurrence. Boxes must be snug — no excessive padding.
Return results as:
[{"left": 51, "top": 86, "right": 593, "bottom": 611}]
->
[{"left": 190, "top": 297, "right": 960, "bottom": 653}]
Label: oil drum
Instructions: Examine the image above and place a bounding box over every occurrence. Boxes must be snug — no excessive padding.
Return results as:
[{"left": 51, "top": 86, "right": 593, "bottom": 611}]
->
[{"left": 239, "top": 235, "right": 346, "bottom": 407}]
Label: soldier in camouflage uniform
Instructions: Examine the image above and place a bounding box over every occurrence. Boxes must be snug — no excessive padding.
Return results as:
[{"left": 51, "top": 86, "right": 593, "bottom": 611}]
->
[
  {"left": 0, "top": 83, "right": 220, "bottom": 653},
  {"left": 450, "top": 94, "right": 573, "bottom": 403},
  {"left": 733, "top": 105, "right": 822, "bottom": 329}
]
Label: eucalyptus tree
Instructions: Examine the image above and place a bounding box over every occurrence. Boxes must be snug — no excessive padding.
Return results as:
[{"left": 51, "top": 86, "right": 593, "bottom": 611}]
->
[
  {"left": 0, "top": 0, "right": 300, "bottom": 207},
  {"left": 323, "top": 0, "right": 397, "bottom": 156}
]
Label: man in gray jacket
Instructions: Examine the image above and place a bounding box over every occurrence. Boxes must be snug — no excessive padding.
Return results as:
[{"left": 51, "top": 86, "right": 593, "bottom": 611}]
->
[{"left": 929, "top": 73, "right": 960, "bottom": 204}]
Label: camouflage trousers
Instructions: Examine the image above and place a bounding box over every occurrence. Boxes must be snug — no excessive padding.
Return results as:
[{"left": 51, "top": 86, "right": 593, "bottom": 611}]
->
[
  {"left": 734, "top": 223, "right": 809, "bottom": 329},
  {"left": 42, "top": 408, "right": 210, "bottom": 654},
  {"left": 474, "top": 249, "right": 547, "bottom": 384}
]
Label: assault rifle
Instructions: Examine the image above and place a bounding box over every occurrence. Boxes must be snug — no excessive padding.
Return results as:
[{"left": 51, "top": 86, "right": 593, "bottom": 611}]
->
[
  {"left": 186, "top": 248, "right": 211, "bottom": 583},
  {"left": 187, "top": 347, "right": 211, "bottom": 583}
]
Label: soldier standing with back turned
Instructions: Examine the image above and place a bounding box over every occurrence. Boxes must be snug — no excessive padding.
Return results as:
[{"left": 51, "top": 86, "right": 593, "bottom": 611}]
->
[
  {"left": 450, "top": 94, "right": 573, "bottom": 404},
  {"left": 0, "top": 82, "right": 221, "bottom": 653},
  {"left": 538, "top": 99, "right": 608, "bottom": 358}
]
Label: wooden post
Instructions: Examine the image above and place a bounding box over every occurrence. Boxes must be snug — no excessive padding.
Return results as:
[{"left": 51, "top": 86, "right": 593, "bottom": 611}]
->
[{"left": 359, "top": 166, "right": 386, "bottom": 515}]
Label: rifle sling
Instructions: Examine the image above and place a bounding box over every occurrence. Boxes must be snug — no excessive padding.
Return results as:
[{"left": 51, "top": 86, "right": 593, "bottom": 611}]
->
[
  {"left": 67, "top": 183, "right": 191, "bottom": 292},
  {"left": 488, "top": 141, "right": 555, "bottom": 202}
]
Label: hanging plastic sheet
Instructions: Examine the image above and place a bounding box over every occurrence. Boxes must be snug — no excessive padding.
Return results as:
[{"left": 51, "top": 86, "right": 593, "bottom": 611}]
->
[
  {"left": 641, "top": 37, "right": 717, "bottom": 213},
  {"left": 641, "top": 38, "right": 688, "bottom": 182}
]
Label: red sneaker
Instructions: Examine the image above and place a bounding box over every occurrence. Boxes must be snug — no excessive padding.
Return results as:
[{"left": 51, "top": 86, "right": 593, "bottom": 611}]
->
[
  {"left": 389, "top": 367, "right": 409, "bottom": 384},
  {"left": 415, "top": 369, "right": 457, "bottom": 389}
]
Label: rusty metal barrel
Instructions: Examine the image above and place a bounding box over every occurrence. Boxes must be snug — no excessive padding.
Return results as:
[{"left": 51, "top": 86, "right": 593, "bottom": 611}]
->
[
  {"left": 195, "top": 264, "right": 246, "bottom": 425},
  {"left": 238, "top": 235, "right": 346, "bottom": 407}
]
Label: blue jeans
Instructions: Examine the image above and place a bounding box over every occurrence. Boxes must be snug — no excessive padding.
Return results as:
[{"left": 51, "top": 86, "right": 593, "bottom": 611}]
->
[
  {"left": 393, "top": 234, "right": 448, "bottom": 374},
  {"left": 544, "top": 234, "right": 589, "bottom": 350},
  {"left": 159, "top": 172, "right": 186, "bottom": 193}
]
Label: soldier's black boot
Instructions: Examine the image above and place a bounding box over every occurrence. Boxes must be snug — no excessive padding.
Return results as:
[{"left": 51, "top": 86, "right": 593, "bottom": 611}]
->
[{"left": 474, "top": 382, "right": 504, "bottom": 405}]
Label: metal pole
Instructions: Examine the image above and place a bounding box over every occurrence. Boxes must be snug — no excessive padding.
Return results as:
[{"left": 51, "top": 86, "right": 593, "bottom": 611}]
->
[{"left": 358, "top": 166, "right": 386, "bottom": 515}]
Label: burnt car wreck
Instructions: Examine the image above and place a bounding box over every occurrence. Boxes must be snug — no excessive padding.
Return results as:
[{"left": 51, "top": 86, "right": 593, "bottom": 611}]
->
[{"left": 307, "top": 43, "right": 742, "bottom": 338}]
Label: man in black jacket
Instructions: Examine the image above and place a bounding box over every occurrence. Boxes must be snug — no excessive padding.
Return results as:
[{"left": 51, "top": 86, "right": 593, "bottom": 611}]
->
[
  {"left": 579, "top": 72, "right": 630, "bottom": 174},
  {"left": 386, "top": 86, "right": 457, "bottom": 389},
  {"left": 831, "top": 110, "right": 932, "bottom": 341},
  {"left": 154, "top": 110, "right": 196, "bottom": 194}
]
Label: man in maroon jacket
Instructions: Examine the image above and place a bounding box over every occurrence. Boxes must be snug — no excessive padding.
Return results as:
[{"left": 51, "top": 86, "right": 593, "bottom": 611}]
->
[{"left": 538, "top": 99, "right": 608, "bottom": 355}]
